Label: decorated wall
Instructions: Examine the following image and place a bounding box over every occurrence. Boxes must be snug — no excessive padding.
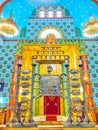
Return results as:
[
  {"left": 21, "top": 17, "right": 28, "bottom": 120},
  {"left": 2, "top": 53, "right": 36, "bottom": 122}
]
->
[{"left": 0, "top": 1, "right": 98, "bottom": 126}]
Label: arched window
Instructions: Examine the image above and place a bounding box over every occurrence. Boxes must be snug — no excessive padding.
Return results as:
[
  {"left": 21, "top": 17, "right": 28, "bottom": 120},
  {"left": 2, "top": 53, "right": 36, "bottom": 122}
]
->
[
  {"left": 40, "top": 11, "right": 45, "bottom": 18},
  {"left": 39, "top": 28, "right": 63, "bottom": 39},
  {"left": 57, "top": 11, "right": 62, "bottom": 17},
  {"left": 38, "top": 26, "right": 64, "bottom": 40},
  {"left": 48, "top": 11, "right": 53, "bottom": 18}
]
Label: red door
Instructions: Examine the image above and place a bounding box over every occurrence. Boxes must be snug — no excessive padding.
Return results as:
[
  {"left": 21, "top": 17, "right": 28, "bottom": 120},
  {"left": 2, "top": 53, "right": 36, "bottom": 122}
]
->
[{"left": 44, "top": 96, "right": 60, "bottom": 115}]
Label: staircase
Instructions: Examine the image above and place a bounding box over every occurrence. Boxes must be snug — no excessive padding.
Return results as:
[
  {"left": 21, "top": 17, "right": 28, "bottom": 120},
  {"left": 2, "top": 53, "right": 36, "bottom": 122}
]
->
[{"left": 34, "top": 115, "right": 67, "bottom": 127}]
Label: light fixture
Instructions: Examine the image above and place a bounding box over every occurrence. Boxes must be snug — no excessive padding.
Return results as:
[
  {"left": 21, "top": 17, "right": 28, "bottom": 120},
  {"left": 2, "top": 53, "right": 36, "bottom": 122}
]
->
[
  {"left": 32, "top": 57, "right": 37, "bottom": 66},
  {"left": 78, "top": 59, "right": 82, "bottom": 67},
  {"left": 83, "top": 15, "right": 98, "bottom": 37},
  {"left": 18, "top": 57, "right": 22, "bottom": 66},
  {"left": 0, "top": 0, "right": 19, "bottom": 38},
  {"left": 0, "top": 16, "right": 18, "bottom": 37}
]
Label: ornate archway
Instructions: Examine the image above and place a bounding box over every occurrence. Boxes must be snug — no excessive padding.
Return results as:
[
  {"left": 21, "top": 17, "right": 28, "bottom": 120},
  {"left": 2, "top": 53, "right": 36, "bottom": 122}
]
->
[{"left": 38, "top": 26, "right": 64, "bottom": 39}]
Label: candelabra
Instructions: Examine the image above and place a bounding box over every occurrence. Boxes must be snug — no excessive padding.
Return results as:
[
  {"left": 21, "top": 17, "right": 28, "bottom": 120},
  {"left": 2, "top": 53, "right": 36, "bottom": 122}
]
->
[
  {"left": 27, "top": 58, "right": 38, "bottom": 127},
  {"left": 61, "top": 56, "right": 95, "bottom": 127},
  {"left": 8, "top": 57, "right": 42, "bottom": 127},
  {"left": 78, "top": 58, "right": 95, "bottom": 127}
]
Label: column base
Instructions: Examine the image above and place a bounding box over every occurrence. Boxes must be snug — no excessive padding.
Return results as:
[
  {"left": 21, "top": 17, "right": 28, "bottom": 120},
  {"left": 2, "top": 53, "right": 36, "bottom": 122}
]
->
[
  {"left": 6, "top": 123, "right": 22, "bottom": 128},
  {"left": 22, "top": 122, "right": 37, "bottom": 127},
  {"left": 64, "top": 121, "right": 95, "bottom": 127},
  {"left": 7, "top": 122, "right": 38, "bottom": 128}
]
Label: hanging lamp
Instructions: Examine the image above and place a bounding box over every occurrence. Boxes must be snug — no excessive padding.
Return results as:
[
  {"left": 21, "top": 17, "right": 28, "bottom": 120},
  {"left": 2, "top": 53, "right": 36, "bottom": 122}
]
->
[
  {"left": 83, "top": 14, "right": 98, "bottom": 37},
  {"left": 0, "top": 0, "right": 18, "bottom": 37},
  {"left": 0, "top": 13, "right": 18, "bottom": 37}
]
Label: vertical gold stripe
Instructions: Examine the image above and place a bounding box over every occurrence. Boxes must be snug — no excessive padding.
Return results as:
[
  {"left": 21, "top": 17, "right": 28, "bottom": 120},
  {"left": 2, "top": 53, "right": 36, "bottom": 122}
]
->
[
  {"left": 39, "top": 96, "right": 44, "bottom": 115},
  {"left": 60, "top": 98, "right": 64, "bottom": 115}
]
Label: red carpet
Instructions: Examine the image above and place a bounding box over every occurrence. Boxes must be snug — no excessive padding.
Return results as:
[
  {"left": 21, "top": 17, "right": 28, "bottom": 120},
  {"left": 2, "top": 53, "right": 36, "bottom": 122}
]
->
[{"left": 46, "top": 115, "right": 57, "bottom": 121}]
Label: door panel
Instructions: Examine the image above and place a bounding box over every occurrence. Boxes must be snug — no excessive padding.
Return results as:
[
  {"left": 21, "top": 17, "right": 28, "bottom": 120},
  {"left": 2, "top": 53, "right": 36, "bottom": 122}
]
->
[{"left": 44, "top": 96, "right": 60, "bottom": 115}]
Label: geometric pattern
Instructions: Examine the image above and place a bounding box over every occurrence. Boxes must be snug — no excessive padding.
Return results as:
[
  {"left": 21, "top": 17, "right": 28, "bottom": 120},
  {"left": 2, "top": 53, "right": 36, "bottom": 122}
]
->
[
  {"left": 84, "top": 40, "right": 98, "bottom": 107},
  {"left": 0, "top": 39, "right": 17, "bottom": 108},
  {"left": 0, "top": 39, "right": 98, "bottom": 108},
  {"left": 27, "top": 17, "right": 75, "bottom": 40},
  {"left": 0, "top": 4, "right": 98, "bottom": 108}
]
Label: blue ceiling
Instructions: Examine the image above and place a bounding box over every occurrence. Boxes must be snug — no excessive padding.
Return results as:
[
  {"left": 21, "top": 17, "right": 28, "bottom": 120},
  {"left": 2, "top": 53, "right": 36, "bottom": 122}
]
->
[{"left": 1, "top": 0, "right": 98, "bottom": 39}]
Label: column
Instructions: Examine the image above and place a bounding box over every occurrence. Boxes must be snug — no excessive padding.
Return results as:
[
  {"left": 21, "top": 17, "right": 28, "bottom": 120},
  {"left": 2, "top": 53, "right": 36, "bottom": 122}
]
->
[
  {"left": 6, "top": 54, "right": 21, "bottom": 123},
  {"left": 62, "top": 63, "right": 68, "bottom": 116},
  {"left": 81, "top": 54, "right": 97, "bottom": 123},
  {"left": 33, "top": 63, "right": 40, "bottom": 116}
]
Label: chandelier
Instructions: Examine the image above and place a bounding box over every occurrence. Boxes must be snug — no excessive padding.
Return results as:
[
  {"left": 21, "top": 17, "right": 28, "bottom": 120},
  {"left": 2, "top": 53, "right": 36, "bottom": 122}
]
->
[
  {"left": 0, "top": 0, "right": 18, "bottom": 37},
  {"left": 83, "top": 15, "right": 98, "bottom": 37},
  {"left": 0, "top": 16, "right": 18, "bottom": 37}
]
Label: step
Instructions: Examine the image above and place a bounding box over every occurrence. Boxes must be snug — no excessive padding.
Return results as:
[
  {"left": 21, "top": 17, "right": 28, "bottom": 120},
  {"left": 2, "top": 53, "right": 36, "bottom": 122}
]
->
[
  {"left": 38, "top": 121, "right": 64, "bottom": 125},
  {"left": 38, "top": 125, "right": 64, "bottom": 127},
  {"left": 0, "top": 127, "right": 98, "bottom": 130},
  {"left": 34, "top": 115, "right": 68, "bottom": 122}
]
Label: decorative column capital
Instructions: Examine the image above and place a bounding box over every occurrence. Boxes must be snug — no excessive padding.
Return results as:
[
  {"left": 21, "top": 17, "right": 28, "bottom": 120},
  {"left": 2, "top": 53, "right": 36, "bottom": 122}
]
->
[
  {"left": 32, "top": 57, "right": 37, "bottom": 67},
  {"left": 64, "top": 55, "right": 69, "bottom": 67},
  {"left": 17, "top": 57, "right": 22, "bottom": 66}
]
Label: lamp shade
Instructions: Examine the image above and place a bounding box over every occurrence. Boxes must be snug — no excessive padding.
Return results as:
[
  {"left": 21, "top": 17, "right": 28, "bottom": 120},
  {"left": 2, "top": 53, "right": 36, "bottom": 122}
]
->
[
  {"left": 0, "top": 17, "right": 18, "bottom": 37},
  {"left": 83, "top": 15, "right": 98, "bottom": 37}
]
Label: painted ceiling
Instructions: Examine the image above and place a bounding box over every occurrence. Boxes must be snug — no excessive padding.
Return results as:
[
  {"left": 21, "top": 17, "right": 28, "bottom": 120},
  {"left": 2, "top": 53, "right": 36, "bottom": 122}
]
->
[{"left": 0, "top": 0, "right": 98, "bottom": 39}]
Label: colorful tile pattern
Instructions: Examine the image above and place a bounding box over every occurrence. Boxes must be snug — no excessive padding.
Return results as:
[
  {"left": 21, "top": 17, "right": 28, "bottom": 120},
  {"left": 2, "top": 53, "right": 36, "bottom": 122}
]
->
[
  {"left": 27, "top": 17, "right": 75, "bottom": 39},
  {"left": 84, "top": 40, "right": 98, "bottom": 107},
  {"left": 0, "top": 5, "right": 98, "bottom": 109},
  {"left": 0, "top": 39, "right": 17, "bottom": 108}
]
